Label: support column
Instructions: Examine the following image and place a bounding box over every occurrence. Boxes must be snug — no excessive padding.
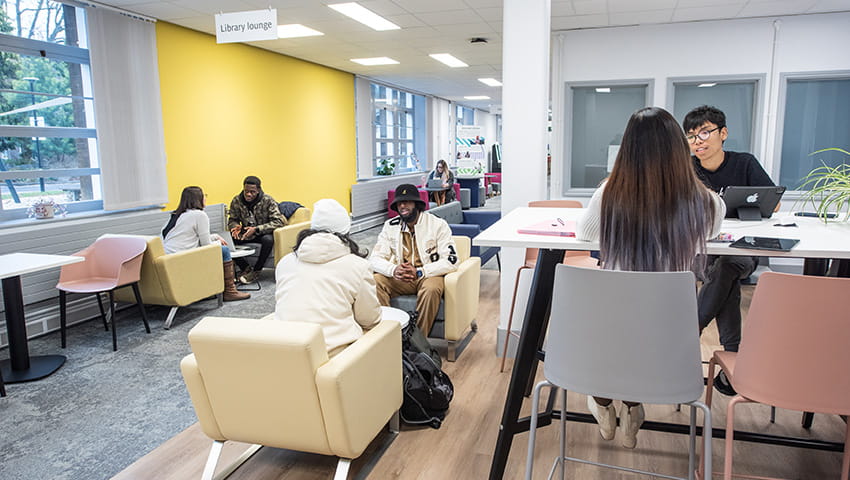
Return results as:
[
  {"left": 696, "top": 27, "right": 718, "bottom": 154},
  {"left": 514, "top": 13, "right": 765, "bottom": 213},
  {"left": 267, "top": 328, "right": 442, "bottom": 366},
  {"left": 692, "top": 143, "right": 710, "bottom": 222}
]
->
[{"left": 499, "top": 0, "right": 551, "bottom": 349}]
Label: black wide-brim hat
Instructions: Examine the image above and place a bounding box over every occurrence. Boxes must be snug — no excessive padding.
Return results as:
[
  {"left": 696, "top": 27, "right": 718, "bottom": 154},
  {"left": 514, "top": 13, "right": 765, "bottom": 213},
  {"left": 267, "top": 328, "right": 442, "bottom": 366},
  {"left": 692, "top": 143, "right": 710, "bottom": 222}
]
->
[{"left": 390, "top": 183, "right": 426, "bottom": 212}]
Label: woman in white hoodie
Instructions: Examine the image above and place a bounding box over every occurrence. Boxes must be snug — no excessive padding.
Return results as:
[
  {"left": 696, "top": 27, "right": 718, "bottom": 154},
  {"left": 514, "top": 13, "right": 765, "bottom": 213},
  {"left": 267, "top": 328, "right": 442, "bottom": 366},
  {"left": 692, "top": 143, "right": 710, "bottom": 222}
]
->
[{"left": 274, "top": 199, "right": 381, "bottom": 356}]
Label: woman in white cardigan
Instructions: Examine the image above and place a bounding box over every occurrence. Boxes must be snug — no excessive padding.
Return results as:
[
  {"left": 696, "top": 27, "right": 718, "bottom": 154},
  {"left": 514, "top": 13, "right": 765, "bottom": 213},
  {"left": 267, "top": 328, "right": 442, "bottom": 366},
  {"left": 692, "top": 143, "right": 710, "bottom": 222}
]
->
[
  {"left": 274, "top": 199, "right": 381, "bottom": 356},
  {"left": 162, "top": 186, "right": 249, "bottom": 302},
  {"left": 576, "top": 107, "right": 724, "bottom": 449}
]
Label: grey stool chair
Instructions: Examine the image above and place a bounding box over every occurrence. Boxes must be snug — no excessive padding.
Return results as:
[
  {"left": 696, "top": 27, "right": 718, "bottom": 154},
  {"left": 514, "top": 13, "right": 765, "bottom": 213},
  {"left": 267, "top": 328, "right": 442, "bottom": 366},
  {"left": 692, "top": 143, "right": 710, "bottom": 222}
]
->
[{"left": 526, "top": 265, "right": 712, "bottom": 480}]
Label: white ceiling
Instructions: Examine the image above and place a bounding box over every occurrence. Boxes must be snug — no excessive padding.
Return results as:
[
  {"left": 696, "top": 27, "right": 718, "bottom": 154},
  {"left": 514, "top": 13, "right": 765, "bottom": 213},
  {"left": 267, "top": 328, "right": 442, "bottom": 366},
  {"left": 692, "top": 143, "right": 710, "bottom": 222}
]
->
[{"left": 95, "top": 0, "right": 850, "bottom": 111}]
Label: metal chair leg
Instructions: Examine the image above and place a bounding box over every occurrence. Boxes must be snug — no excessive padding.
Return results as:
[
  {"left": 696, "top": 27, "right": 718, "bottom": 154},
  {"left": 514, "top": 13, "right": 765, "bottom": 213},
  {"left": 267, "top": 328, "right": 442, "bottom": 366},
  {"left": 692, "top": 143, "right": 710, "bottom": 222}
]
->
[
  {"left": 95, "top": 292, "right": 108, "bottom": 330},
  {"left": 108, "top": 290, "right": 117, "bottom": 351},
  {"left": 500, "top": 265, "right": 531, "bottom": 372},
  {"left": 59, "top": 290, "right": 68, "bottom": 348},
  {"left": 131, "top": 282, "right": 150, "bottom": 334}
]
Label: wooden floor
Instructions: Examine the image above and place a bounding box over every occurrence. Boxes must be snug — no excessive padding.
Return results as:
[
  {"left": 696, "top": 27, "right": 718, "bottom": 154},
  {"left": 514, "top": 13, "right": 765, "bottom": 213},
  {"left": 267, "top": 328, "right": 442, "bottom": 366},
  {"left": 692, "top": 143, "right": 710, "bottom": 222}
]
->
[{"left": 114, "top": 271, "right": 846, "bottom": 480}]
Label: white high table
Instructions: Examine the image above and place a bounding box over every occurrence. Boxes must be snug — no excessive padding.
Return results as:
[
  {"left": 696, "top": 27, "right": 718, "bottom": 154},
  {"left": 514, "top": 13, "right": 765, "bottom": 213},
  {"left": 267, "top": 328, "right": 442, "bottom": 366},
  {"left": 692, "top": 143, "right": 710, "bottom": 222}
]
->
[
  {"left": 477, "top": 207, "right": 850, "bottom": 480},
  {"left": 0, "top": 253, "right": 84, "bottom": 383}
]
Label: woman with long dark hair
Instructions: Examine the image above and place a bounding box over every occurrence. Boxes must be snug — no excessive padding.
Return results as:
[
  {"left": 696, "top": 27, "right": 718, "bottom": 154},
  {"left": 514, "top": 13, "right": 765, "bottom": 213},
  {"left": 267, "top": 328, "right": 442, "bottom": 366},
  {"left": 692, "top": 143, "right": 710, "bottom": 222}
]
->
[
  {"left": 162, "top": 186, "right": 249, "bottom": 302},
  {"left": 427, "top": 159, "right": 456, "bottom": 205},
  {"left": 576, "top": 107, "right": 724, "bottom": 448},
  {"left": 274, "top": 199, "right": 381, "bottom": 356}
]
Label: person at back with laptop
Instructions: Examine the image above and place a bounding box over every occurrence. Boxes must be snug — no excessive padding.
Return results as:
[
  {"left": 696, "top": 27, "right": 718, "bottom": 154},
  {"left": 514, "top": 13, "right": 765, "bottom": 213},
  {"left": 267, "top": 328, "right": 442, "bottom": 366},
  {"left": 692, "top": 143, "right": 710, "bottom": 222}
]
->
[
  {"left": 683, "top": 105, "right": 774, "bottom": 396},
  {"left": 162, "top": 186, "right": 250, "bottom": 302},
  {"left": 426, "top": 159, "right": 455, "bottom": 205}
]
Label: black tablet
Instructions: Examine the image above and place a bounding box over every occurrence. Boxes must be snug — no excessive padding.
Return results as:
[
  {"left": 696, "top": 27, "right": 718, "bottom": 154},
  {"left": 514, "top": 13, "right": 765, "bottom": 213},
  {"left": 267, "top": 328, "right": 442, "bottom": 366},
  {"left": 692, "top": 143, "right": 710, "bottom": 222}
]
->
[
  {"left": 729, "top": 236, "right": 799, "bottom": 252},
  {"left": 721, "top": 186, "right": 786, "bottom": 221}
]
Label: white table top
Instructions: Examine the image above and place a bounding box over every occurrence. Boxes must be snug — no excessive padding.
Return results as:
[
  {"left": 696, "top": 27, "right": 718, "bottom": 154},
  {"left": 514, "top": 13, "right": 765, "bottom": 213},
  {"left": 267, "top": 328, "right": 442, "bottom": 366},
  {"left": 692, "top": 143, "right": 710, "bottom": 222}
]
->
[
  {"left": 474, "top": 207, "right": 850, "bottom": 259},
  {"left": 0, "top": 253, "right": 84, "bottom": 280},
  {"left": 229, "top": 246, "right": 255, "bottom": 259}
]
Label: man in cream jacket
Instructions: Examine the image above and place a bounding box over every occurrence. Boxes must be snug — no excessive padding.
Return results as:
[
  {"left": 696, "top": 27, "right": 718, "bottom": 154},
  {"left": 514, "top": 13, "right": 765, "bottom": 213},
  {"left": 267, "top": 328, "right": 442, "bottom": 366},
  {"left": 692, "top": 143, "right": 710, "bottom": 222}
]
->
[{"left": 371, "top": 184, "right": 459, "bottom": 335}]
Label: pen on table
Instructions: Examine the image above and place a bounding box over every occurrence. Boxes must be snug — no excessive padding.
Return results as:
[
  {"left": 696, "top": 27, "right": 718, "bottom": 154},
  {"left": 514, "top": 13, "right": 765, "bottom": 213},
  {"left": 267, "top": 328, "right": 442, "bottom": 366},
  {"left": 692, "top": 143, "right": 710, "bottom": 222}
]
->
[{"left": 557, "top": 218, "right": 564, "bottom": 225}]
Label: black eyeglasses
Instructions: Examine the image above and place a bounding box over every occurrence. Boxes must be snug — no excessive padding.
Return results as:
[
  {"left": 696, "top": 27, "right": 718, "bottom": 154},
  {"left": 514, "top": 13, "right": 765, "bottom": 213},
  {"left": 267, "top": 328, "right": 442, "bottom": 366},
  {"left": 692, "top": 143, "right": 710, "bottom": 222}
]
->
[{"left": 686, "top": 126, "right": 721, "bottom": 144}]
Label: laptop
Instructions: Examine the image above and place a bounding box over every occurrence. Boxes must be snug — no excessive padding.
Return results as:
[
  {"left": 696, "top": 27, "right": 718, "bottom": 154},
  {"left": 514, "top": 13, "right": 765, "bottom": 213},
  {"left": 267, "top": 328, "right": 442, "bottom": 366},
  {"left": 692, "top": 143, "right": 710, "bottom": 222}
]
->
[
  {"left": 721, "top": 186, "right": 786, "bottom": 221},
  {"left": 427, "top": 178, "right": 445, "bottom": 189},
  {"left": 219, "top": 230, "right": 253, "bottom": 253}
]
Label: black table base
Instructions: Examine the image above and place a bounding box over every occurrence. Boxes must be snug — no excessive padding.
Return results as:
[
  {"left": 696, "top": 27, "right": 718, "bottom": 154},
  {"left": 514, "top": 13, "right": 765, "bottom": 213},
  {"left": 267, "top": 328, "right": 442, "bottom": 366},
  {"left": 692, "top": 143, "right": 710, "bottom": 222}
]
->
[{"left": 0, "top": 355, "right": 66, "bottom": 383}]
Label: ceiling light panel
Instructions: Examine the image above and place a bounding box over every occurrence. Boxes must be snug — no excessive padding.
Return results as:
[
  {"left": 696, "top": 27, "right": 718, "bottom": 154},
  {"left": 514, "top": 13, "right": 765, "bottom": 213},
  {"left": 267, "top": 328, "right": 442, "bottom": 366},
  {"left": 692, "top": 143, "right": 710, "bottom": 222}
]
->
[
  {"left": 329, "top": 3, "right": 400, "bottom": 31},
  {"left": 430, "top": 53, "right": 468, "bottom": 68},
  {"left": 350, "top": 57, "right": 399, "bottom": 66},
  {"left": 464, "top": 95, "right": 490, "bottom": 100},
  {"left": 277, "top": 24, "right": 324, "bottom": 38},
  {"left": 478, "top": 78, "right": 502, "bottom": 87}
]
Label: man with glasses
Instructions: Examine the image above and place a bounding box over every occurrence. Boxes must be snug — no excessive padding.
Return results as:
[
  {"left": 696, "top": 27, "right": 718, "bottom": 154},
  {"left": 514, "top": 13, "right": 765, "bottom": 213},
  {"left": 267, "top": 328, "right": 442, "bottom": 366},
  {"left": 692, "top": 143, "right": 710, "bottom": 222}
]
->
[{"left": 683, "top": 105, "right": 774, "bottom": 397}]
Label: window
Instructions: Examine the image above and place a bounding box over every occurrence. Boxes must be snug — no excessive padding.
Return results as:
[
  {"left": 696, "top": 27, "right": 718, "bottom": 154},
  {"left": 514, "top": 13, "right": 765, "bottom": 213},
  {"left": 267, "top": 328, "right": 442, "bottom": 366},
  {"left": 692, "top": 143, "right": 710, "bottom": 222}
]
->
[
  {"left": 672, "top": 79, "right": 758, "bottom": 154},
  {"left": 778, "top": 75, "right": 850, "bottom": 190},
  {"left": 0, "top": 1, "right": 100, "bottom": 220},
  {"left": 456, "top": 105, "right": 474, "bottom": 126},
  {"left": 564, "top": 84, "right": 648, "bottom": 191},
  {"left": 371, "top": 83, "right": 426, "bottom": 175}
]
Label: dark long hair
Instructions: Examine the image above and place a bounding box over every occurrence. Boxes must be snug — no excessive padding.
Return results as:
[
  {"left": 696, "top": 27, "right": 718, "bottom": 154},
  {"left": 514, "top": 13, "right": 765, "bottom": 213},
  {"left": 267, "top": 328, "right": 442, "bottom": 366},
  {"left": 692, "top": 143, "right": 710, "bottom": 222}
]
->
[
  {"left": 600, "top": 107, "right": 716, "bottom": 272},
  {"left": 175, "top": 186, "right": 205, "bottom": 216},
  {"left": 294, "top": 229, "right": 367, "bottom": 258},
  {"left": 163, "top": 186, "right": 205, "bottom": 238}
]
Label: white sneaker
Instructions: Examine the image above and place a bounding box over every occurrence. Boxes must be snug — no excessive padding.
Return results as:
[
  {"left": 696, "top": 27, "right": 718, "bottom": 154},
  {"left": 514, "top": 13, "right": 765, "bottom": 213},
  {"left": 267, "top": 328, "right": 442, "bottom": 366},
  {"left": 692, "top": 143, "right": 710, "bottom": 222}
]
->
[
  {"left": 587, "top": 396, "right": 616, "bottom": 441},
  {"left": 620, "top": 403, "right": 645, "bottom": 449}
]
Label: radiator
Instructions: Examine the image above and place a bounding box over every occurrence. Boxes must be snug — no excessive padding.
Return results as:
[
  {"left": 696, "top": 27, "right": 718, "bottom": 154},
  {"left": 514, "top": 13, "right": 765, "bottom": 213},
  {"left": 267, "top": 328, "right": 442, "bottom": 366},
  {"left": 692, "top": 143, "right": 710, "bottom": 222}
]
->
[
  {"left": 350, "top": 173, "right": 422, "bottom": 232},
  {"left": 0, "top": 204, "right": 225, "bottom": 347}
]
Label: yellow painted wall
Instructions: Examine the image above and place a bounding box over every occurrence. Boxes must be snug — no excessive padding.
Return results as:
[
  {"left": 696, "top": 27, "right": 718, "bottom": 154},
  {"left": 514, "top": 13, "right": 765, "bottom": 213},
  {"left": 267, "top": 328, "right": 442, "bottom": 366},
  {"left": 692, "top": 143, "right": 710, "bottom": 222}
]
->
[{"left": 156, "top": 22, "right": 356, "bottom": 211}]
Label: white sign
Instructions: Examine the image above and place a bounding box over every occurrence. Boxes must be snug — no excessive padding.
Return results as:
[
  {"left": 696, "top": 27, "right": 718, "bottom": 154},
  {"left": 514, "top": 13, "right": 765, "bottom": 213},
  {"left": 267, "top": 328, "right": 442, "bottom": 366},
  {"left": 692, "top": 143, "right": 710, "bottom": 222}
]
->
[{"left": 215, "top": 9, "right": 278, "bottom": 44}]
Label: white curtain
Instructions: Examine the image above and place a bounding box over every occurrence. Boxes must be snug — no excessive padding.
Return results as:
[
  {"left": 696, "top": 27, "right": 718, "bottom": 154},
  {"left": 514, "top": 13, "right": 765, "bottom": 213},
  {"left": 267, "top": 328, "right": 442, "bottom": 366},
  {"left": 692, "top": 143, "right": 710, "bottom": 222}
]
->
[{"left": 87, "top": 8, "right": 167, "bottom": 210}]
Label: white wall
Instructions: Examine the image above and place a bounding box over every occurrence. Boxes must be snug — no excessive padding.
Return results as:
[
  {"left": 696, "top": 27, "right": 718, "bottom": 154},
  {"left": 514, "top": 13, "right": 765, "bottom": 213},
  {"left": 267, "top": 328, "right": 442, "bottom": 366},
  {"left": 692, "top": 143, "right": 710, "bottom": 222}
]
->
[{"left": 550, "top": 12, "right": 850, "bottom": 205}]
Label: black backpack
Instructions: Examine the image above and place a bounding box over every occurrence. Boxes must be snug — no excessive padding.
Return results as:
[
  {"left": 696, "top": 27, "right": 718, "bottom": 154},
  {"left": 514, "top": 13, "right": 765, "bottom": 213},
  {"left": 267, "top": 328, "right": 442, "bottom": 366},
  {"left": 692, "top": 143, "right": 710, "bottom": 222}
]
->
[
  {"left": 400, "top": 350, "right": 454, "bottom": 429},
  {"left": 400, "top": 311, "right": 442, "bottom": 369}
]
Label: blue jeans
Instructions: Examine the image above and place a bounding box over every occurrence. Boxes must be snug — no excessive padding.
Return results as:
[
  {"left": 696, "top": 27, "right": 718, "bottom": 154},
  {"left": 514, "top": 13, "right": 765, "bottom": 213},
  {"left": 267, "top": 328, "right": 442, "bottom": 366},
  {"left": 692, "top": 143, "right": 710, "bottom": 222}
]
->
[{"left": 220, "top": 244, "right": 231, "bottom": 262}]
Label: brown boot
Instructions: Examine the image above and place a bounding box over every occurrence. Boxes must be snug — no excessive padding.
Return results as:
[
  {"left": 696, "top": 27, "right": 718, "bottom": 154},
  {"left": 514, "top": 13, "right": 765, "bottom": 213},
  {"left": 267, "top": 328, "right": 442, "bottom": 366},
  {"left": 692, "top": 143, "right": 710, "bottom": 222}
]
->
[{"left": 223, "top": 260, "right": 250, "bottom": 301}]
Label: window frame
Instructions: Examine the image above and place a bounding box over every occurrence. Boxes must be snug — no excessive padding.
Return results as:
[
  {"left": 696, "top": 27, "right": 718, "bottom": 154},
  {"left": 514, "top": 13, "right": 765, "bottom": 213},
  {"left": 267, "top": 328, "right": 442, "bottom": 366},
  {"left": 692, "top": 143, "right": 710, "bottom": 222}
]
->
[
  {"left": 668, "top": 74, "right": 765, "bottom": 159},
  {"left": 0, "top": 7, "right": 102, "bottom": 222},
  {"left": 560, "top": 79, "right": 653, "bottom": 195},
  {"left": 774, "top": 70, "right": 850, "bottom": 197},
  {"left": 370, "top": 82, "right": 425, "bottom": 176}
]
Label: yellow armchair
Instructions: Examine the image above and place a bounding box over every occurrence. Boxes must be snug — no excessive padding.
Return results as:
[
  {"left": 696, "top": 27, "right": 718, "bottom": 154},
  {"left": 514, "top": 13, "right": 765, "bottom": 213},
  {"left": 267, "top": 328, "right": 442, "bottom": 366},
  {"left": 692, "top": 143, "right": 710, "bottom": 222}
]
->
[
  {"left": 272, "top": 206, "right": 312, "bottom": 266},
  {"left": 113, "top": 235, "right": 223, "bottom": 329},
  {"left": 390, "top": 235, "right": 480, "bottom": 361},
  {"left": 181, "top": 317, "right": 402, "bottom": 479}
]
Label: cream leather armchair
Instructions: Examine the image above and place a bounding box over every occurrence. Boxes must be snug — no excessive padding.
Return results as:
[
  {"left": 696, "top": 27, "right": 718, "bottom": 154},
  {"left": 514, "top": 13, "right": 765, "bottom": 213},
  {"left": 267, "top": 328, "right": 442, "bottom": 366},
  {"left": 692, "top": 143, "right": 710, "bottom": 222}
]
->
[
  {"left": 113, "top": 235, "right": 223, "bottom": 329},
  {"left": 390, "top": 235, "right": 481, "bottom": 361},
  {"left": 181, "top": 317, "right": 402, "bottom": 480},
  {"left": 273, "top": 207, "right": 312, "bottom": 266}
]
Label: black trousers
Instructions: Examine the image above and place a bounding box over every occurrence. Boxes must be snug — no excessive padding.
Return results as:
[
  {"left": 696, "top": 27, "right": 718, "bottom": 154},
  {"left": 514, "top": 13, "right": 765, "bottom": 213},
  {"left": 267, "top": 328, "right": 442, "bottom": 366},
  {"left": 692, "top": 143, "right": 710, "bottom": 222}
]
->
[
  {"left": 234, "top": 233, "right": 274, "bottom": 271},
  {"left": 697, "top": 255, "right": 757, "bottom": 352}
]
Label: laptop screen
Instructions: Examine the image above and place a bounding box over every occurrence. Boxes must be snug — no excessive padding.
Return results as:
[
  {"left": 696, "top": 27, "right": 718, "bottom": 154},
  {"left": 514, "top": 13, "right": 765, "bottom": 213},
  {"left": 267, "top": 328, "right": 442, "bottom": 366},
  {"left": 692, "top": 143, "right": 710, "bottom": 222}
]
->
[
  {"left": 427, "top": 178, "right": 444, "bottom": 189},
  {"left": 721, "top": 186, "right": 786, "bottom": 220}
]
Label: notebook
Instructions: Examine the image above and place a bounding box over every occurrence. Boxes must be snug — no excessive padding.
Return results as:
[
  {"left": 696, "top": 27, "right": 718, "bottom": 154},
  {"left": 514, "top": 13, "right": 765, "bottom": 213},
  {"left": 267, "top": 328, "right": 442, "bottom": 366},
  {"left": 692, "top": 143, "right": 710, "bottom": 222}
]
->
[
  {"left": 729, "top": 236, "right": 799, "bottom": 252},
  {"left": 427, "top": 178, "right": 445, "bottom": 189},
  {"left": 517, "top": 218, "right": 576, "bottom": 237}
]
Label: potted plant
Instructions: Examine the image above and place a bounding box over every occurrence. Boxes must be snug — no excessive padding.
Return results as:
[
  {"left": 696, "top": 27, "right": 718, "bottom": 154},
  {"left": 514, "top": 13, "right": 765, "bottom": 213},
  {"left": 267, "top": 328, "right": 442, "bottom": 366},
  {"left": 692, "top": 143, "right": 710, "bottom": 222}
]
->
[
  {"left": 795, "top": 148, "right": 850, "bottom": 222},
  {"left": 377, "top": 158, "right": 395, "bottom": 176},
  {"left": 27, "top": 197, "right": 67, "bottom": 220}
]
